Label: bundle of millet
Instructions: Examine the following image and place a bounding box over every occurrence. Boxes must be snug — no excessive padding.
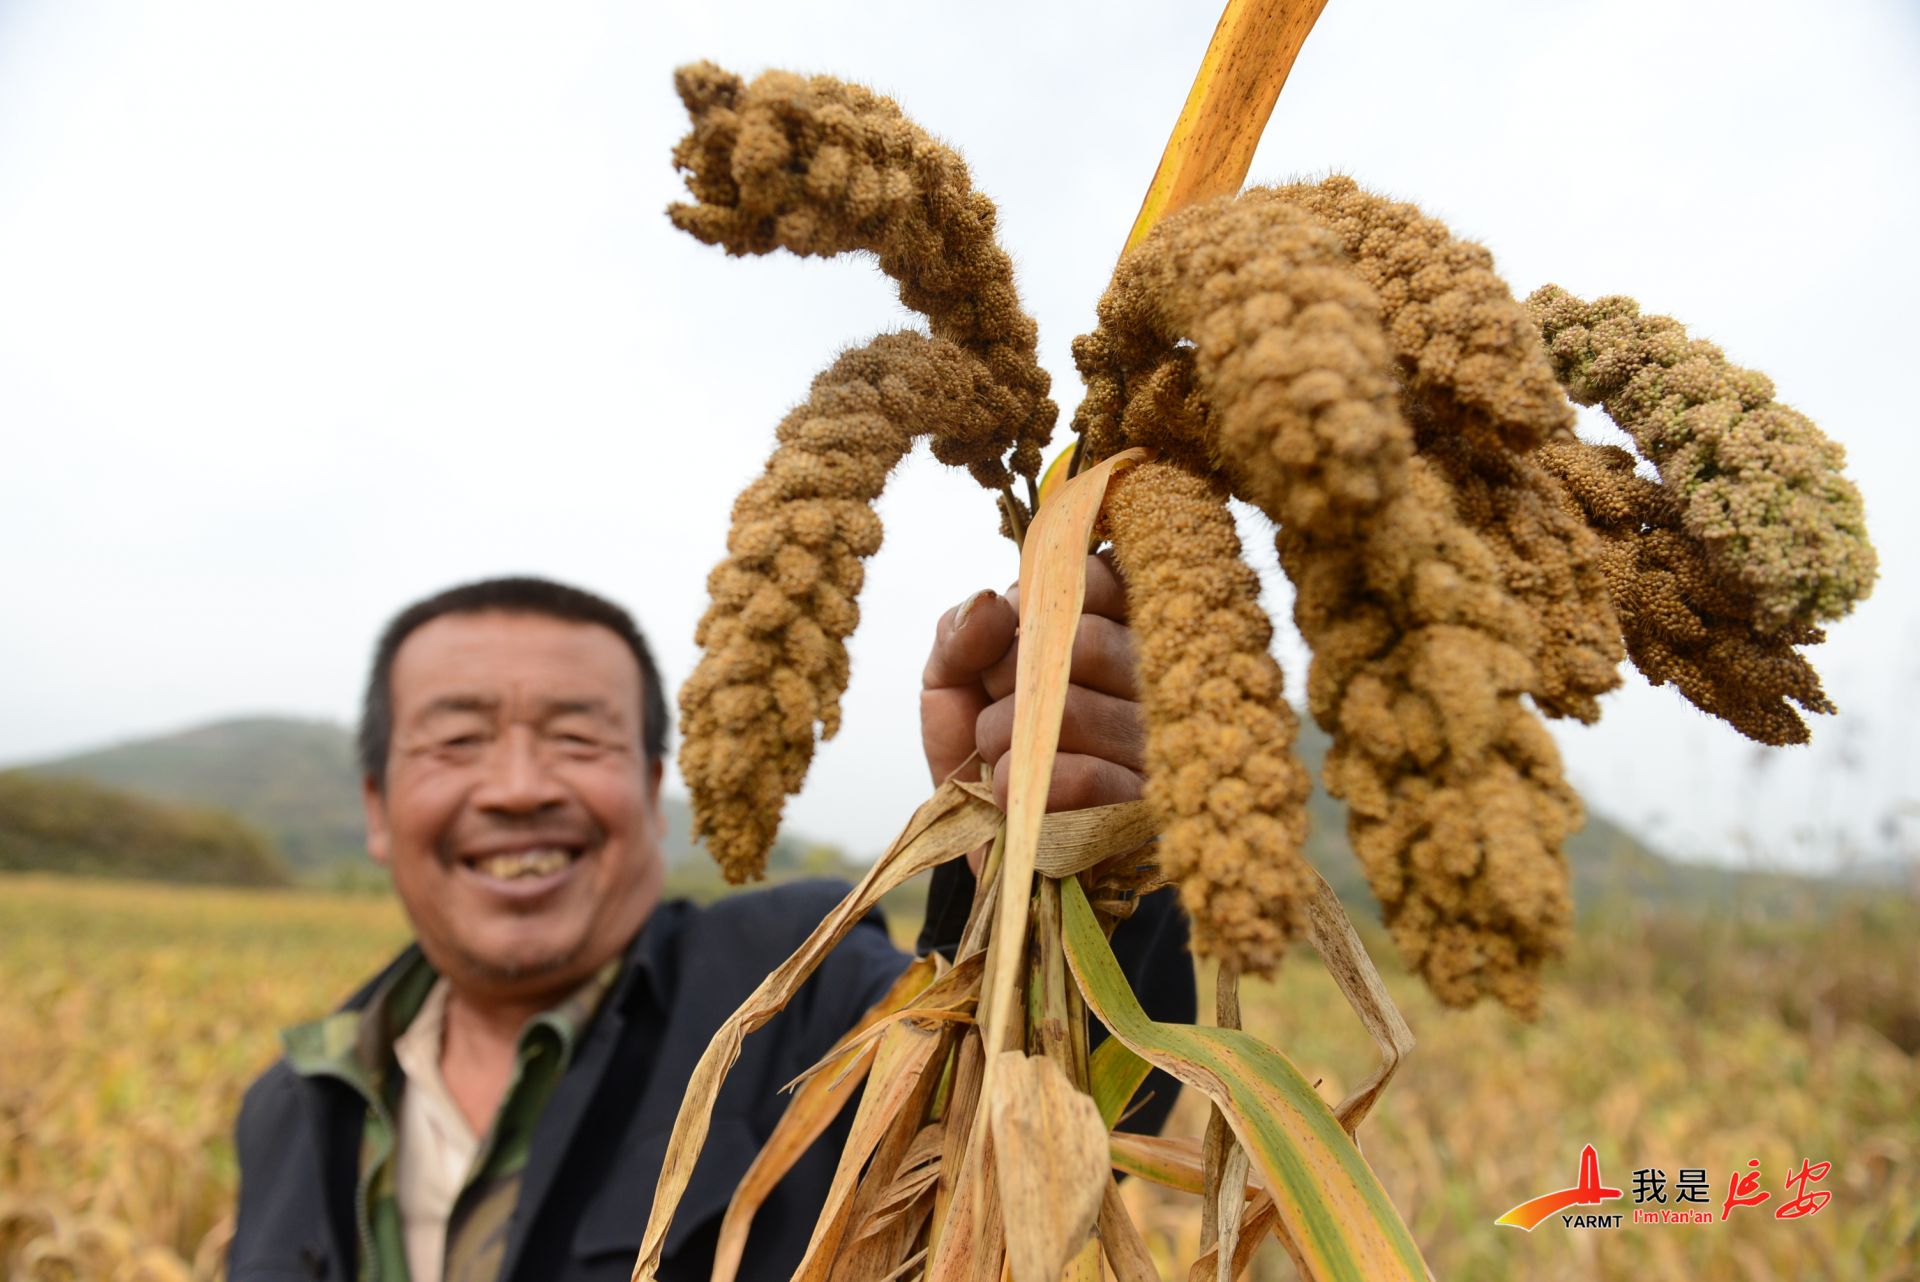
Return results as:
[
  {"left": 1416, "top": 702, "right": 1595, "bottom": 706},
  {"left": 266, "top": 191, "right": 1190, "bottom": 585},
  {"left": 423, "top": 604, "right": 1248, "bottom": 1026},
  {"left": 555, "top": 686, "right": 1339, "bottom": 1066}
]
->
[
  {"left": 1079, "top": 190, "right": 1577, "bottom": 1010},
  {"left": 1104, "top": 461, "right": 1316, "bottom": 976},
  {"left": 668, "top": 62, "right": 1054, "bottom": 486},
  {"left": 1528, "top": 286, "right": 1877, "bottom": 635},
  {"left": 669, "top": 63, "right": 1059, "bottom": 880},
  {"left": 1257, "top": 179, "right": 1567, "bottom": 454},
  {"left": 1260, "top": 179, "right": 1624, "bottom": 722},
  {"left": 1236, "top": 180, "right": 1591, "bottom": 1010},
  {"left": 1071, "top": 339, "right": 1210, "bottom": 482},
  {"left": 1541, "top": 438, "right": 1835, "bottom": 745},
  {"left": 1279, "top": 459, "right": 1578, "bottom": 1014},
  {"left": 1078, "top": 193, "right": 1411, "bottom": 539},
  {"left": 1074, "top": 194, "right": 1404, "bottom": 969}
]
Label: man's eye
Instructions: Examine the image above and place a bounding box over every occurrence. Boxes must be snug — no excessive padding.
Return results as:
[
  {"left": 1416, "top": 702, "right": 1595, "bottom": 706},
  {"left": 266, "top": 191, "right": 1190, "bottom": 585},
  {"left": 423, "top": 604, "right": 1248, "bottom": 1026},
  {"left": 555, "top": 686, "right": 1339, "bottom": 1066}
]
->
[{"left": 442, "top": 734, "right": 485, "bottom": 749}]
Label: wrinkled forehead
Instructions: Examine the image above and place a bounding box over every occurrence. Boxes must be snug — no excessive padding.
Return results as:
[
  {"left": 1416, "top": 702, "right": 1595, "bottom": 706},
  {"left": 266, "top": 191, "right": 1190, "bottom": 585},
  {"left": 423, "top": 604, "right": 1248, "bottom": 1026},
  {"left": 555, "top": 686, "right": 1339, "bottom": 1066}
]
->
[{"left": 389, "top": 610, "right": 645, "bottom": 728}]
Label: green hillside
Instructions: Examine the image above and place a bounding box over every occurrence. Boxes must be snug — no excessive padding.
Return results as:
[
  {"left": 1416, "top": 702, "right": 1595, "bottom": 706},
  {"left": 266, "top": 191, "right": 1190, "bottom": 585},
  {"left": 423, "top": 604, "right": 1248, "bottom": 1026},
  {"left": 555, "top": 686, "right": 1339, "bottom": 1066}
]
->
[
  {"left": 22, "top": 714, "right": 1840, "bottom": 916},
  {"left": 33, "top": 717, "right": 367, "bottom": 869},
  {"left": 0, "top": 770, "right": 289, "bottom": 886}
]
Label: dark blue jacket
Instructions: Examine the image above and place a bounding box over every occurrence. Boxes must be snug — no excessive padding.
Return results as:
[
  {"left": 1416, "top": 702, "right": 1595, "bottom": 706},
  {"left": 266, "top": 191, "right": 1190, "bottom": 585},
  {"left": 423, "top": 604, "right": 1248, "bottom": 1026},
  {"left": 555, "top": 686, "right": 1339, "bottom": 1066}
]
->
[{"left": 228, "top": 876, "right": 1192, "bottom": 1282}]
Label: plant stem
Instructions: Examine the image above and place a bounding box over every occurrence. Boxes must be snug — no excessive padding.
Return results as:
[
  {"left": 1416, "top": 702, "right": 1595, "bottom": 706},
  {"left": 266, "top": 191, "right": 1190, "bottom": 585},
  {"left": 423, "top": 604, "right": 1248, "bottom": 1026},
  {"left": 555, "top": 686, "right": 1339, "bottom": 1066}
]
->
[
  {"left": 1199, "top": 961, "right": 1246, "bottom": 1265},
  {"left": 997, "top": 486, "right": 1027, "bottom": 551},
  {"left": 1031, "top": 877, "right": 1073, "bottom": 1068}
]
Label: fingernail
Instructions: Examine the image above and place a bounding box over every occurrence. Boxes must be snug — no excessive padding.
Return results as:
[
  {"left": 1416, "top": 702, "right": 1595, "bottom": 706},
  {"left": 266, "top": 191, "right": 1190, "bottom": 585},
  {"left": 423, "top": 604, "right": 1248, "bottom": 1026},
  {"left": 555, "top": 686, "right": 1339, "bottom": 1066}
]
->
[{"left": 953, "top": 588, "right": 995, "bottom": 632}]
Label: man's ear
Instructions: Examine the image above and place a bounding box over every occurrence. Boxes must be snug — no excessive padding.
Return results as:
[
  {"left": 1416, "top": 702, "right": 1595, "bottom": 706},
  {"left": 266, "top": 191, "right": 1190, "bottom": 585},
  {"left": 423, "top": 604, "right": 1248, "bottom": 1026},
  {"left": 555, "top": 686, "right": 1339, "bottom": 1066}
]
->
[{"left": 362, "top": 774, "right": 392, "bottom": 867}]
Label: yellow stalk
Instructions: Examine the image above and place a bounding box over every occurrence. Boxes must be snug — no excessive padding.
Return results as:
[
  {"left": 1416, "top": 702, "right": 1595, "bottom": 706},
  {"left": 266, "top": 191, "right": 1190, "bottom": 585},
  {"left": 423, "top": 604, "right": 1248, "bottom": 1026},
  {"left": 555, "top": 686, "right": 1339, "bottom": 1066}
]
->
[{"left": 1122, "top": 0, "right": 1333, "bottom": 256}]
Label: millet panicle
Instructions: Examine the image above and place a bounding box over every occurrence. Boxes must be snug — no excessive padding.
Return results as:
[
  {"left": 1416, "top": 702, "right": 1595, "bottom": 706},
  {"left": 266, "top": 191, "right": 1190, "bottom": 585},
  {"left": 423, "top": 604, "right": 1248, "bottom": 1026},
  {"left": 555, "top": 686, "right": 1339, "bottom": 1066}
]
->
[
  {"left": 669, "top": 64, "right": 1062, "bottom": 879},
  {"left": 1105, "top": 460, "right": 1316, "bottom": 977},
  {"left": 680, "top": 333, "right": 1029, "bottom": 881},
  {"left": 1529, "top": 285, "right": 1875, "bottom": 634}
]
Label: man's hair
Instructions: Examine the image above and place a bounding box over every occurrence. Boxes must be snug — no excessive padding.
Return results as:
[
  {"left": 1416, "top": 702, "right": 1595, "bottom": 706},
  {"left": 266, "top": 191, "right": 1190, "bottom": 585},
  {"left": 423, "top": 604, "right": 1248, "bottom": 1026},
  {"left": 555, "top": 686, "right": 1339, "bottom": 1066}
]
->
[{"left": 358, "top": 576, "right": 668, "bottom": 785}]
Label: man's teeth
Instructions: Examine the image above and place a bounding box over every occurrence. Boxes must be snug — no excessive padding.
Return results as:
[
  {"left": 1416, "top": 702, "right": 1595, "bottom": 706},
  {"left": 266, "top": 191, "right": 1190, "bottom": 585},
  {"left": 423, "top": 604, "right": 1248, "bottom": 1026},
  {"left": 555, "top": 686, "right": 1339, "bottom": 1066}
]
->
[{"left": 473, "top": 848, "right": 574, "bottom": 880}]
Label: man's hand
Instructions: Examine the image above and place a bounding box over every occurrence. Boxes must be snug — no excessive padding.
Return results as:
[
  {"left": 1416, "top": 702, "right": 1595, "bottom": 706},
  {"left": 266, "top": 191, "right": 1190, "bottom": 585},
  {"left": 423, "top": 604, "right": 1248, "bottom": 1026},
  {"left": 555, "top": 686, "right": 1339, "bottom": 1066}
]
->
[{"left": 920, "top": 553, "right": 1145, "bottom": 814}]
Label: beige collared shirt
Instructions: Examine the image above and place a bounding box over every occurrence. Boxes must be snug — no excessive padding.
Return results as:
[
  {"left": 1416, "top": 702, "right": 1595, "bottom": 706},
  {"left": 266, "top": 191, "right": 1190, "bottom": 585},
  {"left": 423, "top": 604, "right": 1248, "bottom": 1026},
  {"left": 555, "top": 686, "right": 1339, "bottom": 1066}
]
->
[{"left": 391, "top": 978, "right": 478, "bottom": 1282}]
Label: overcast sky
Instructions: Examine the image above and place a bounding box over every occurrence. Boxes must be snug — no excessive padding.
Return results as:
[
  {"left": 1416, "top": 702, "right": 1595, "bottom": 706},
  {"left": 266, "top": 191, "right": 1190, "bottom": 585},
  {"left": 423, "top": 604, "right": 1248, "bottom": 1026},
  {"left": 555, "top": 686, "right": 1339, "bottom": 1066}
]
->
[{"left": 2, "top": 0, "right": 1913, "bottom": 871}]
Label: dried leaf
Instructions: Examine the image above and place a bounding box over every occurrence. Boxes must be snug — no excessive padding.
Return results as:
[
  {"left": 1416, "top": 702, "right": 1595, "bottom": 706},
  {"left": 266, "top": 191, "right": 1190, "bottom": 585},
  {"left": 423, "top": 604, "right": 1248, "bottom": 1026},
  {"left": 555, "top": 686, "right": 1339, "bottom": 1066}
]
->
[
  {"left": 791, "top": 1019, "right": 947, "bottom": 1282},
  {"left": 849, "top": 1123, "right": 943, "bottom": 1236},
  {"left": 948, "top": 789, "right": 1156, "bottom": 879},
  {"left": 933, "top": 450, "right": 1149, "bottom": 1282},
  {"left": 925, "top": 1030, "right": 985, "bottom": 1277},
  {"left": 630, "top": 780, "right": 1000, "bottom": 1281},
  {"left": 710, "top": 956, "right": 943, "bottom": 1282},
  {"left": 1212, "top": 1145, "right": 1252, "bottom": 1280},
  {"left": 1098, "top": 1176, "right": 1161, "bottom": 1282},
  {"left": 973, "top": 448, "right": 1150, "bottom": 1174},
  {"left": 1189, "top": 1191, "right": 1281, "bottom": 1282},
  {"left": 1300, "top": 872, "right": 1416, "bottom": 1136},
  {"left": 1202, "top": 965, "right": 1247, "bottom": 1268},
  {"left": 834, "top": 1191, "right": 937, "bottom": 1282},
  {"left": 785, "top": 953, "right": 984, "bottom": 1093},
  {"left": 837, "top": 1067, "right": 948, "bottom": 1273},
  {"left": 1108, "top": 1132, "right": 1265, "bottom": 1198},
  {"left": 1033, "top": 800, "right": 1158, "bottom": 877},
  {"left": 987, "top": 1052, "right": 1108, "bottom": 1282}
]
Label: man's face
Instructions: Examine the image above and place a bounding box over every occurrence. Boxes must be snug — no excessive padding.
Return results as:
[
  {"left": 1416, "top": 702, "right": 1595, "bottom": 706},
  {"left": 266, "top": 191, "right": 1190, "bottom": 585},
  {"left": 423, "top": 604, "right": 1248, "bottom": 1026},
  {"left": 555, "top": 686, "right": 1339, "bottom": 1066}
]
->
[{"left": 363, "top": 610, "right": 665, "bottom": 1002}]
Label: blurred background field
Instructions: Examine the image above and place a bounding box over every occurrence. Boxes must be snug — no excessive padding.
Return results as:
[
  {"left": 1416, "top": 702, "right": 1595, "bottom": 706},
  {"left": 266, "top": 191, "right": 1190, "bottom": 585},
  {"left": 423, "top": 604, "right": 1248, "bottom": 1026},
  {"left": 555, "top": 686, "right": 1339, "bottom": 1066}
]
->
[
  {"left": 3, "top": 867, "right": 1914, "bottom": 1282},
  {"left": 0, "top": 877, "right": 408, "bottom": 1281},
  {"left": 1121, "top": 896, "right": 1919, "bottom": 1281}
]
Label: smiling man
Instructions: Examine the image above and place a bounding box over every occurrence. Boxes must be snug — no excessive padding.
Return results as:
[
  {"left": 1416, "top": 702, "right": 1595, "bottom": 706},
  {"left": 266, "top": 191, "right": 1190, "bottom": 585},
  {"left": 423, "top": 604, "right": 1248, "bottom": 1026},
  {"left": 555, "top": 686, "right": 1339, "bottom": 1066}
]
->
[
  {"left": 365, "top": 602, "right": 667, "bottom": 1088},
  {"left": 228, "top": 575, "right": 1191, "bottom": 1282}
]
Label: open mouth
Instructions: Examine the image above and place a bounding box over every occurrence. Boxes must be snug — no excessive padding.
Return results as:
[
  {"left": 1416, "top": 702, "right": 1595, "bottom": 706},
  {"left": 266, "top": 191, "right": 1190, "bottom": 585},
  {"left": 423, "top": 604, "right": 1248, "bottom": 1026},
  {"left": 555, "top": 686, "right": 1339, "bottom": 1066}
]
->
[{"left": 462, "top": 844, "right": 585, "bottom": 883}]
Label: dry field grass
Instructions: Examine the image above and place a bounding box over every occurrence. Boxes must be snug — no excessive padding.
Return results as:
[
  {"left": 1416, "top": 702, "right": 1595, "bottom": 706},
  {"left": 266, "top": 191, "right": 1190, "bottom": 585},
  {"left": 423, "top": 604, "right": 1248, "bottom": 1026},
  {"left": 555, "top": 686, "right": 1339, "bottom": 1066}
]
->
[
  {"left": 1, "top": 872, "right": 1913, "bottom": 1281},
  {"left": 1124, "top": 896, "right": 1919, "bottom": 1280},
  {"left": 0, "top": 876, "right": 408, "bottom": 1280}
]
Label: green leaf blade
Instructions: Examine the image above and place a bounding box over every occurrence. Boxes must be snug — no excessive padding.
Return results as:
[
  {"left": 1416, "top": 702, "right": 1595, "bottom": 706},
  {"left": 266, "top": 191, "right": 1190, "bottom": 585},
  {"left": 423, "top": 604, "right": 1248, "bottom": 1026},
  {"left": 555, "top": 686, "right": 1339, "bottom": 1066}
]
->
[{"left": 1061, "top": 879, "right": 1430, "bottom": 1282}]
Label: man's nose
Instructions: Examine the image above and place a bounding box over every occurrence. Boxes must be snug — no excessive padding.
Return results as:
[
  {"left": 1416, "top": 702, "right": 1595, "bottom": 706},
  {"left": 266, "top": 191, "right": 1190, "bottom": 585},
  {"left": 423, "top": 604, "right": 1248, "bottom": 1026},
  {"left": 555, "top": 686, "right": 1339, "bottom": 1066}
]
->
[{"left": 473, "top": 727, "right": 567, "bottom": 813}]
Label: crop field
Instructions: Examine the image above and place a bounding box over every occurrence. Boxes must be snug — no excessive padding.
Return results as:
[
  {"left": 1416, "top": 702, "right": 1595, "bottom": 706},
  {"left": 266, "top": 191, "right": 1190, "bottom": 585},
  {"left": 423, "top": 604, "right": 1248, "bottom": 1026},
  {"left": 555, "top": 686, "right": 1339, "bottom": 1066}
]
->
[{"left": 1, "top": 871, "right": 1914, "bottom": 1281}]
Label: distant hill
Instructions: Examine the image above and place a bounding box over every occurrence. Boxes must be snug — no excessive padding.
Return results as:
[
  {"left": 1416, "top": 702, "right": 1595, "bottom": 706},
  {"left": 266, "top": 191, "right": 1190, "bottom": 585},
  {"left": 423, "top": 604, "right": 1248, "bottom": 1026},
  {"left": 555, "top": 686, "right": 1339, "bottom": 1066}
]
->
[
  {"left": 0, "top": 770, "right": 289, "bottom": 886},
  {"left": 24, "top": 716, "right": 839, "bottom": 877},
  {"left": 1283, "top": 718, "right": 1833, "bottom": 920},
  {"left": 33, "top": 718, "right": 369, "bottom": 870},
  {"left": 23, "top": 714, "right": 1846, "bottom": 915}
]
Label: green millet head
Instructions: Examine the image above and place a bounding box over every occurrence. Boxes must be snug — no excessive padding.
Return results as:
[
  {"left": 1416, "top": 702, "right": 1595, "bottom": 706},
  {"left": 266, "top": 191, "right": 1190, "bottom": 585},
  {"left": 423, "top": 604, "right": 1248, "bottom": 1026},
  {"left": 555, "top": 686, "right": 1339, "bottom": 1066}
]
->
[
  {"left": 1528, "top": 285, "right": 1877, "bottom": 633},
  {"left": 1539, "top": 438, "right": 1836, "bottom": 746}
]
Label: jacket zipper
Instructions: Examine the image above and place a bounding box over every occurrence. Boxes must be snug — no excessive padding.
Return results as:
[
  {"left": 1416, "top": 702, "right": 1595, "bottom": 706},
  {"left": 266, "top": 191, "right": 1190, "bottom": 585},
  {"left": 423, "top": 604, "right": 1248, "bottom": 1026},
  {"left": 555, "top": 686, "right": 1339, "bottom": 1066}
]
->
[
  {"left": 356, "top": 1092, "right": 396, "bottom": 1282},
  {"left": 304, "top": 1063, "right": 392, "bottom": 1282}
]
